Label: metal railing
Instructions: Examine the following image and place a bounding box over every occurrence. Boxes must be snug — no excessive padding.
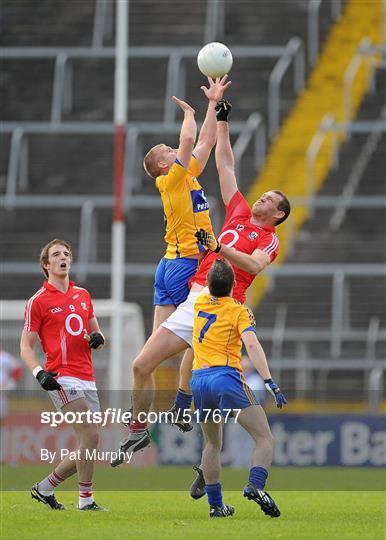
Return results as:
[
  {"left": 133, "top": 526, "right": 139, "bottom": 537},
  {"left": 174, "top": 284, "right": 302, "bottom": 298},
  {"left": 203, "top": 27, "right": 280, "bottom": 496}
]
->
[
  {"left": 308, "top": 0, "right": 343, "bottom": 66},
  {"left": 204, "top": 0, "right": 225, "bottom": 43},
  {"left": 1, "top": 42, "right": 298, "bottom": 137},
  {"left": 1, "top": 38, "right": 307, "bottom": 183},
  {"left": 343, "top": 38, "right": 378, "bottom": 127},
  {"left": 233, "top": 113, "right": 266, "bottom": 178},
  {"left": 163, "top": 52, "right": 187, "bottom": 124},
  {"left": 268, "top": 37, "right": 305, "bottom": 139},
  {"left": 90, "top": 0, "right": 350, "bottom": 69},
  {"left": 124, "top": 126, "right": 142, "bottom": 201},
  {"left": 91, "top": 0, "right": 225, "bottom": 49},
  {"left": 1, "top": 193, "right": 220, "bottom": 283},
  {"left": 3, "top": 193, "right": 385, "bottom": 209},
  {"left": 261, "top": 309, "right": 386, "bottom": 356},
  {"left": 307, "top": 118, "right": 386, "bottom": 212},
  {"left": 5, "top": 128, "right": 28, "bottom": 209},
  {"left": 306, "top": 38, "right": 386, "bottom": 219},
  {"left": 2, "top": 193, "right": 385, "bottom": 282},
  {"left": 1, "top": 119, "right": 267, "bottom": 210},
  {"left": 2, "top": 260, "right": 385, "bottom": 400},
  {"left": 162, "top": 44, "right": 288, "bottom": 125},
  {"left": 329, "top": 104, "right": 386, "bottom": 231},
  {"left": 368, "top": 367, "right": 384, "bottom": 412},
  {"left": 51, "top": 53, "right": 73, "bottom": 123},
  {"left": 306, "top": 112, "right": 339, "bottom": 215},
  {"left": 92, "top": 0, "right": 114, "bottom": 48},
  {"left": 6, "top": 117, "right": 384, "bottom": 215},
  {"left": 262, "top": 308, "right": 386, "bottom": 409},
  {"left": 270, "top": 304, "right": 288, "bottom": 361},
  {"left": 77, "top": 201, "right": 97, "bottom": 283}
]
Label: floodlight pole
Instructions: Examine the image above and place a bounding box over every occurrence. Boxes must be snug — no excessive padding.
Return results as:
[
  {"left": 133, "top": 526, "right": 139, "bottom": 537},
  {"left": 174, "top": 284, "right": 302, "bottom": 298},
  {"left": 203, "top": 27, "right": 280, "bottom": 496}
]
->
[{"left": 110, "top": 0, "right": 128, "bottom": 394}]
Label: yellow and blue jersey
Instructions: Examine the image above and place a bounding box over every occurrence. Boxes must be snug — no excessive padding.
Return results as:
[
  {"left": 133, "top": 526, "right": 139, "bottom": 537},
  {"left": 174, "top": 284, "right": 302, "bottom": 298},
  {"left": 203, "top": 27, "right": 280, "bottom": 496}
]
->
[
  {"left": 155, "top": 156, "right": 213, "bottom": 259},
  {"left": 192, "top": 293, "right": 256, "bottom": 372}
]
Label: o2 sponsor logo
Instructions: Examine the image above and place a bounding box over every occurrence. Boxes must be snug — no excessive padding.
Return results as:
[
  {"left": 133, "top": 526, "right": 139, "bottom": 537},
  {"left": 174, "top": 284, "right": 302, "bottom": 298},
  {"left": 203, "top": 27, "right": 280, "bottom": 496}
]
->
[
  {"left": 65, "top": 313, "right": 84, "bottom": 336},
  {"left": 218, "top": 229, "right": 239, "bottom": 248}
]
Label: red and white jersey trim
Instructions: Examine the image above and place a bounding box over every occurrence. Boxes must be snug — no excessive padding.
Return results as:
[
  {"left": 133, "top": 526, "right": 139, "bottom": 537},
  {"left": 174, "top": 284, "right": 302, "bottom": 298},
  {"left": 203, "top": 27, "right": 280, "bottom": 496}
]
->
[
  {"left": 262, "top": 233, "right": 279, "bottom": 257},
  {"left": 60, "top": 328, "right": 68, "bottom": 365},
  {"left": 24, "top": 287, "right": 45, "bottom": 331}
]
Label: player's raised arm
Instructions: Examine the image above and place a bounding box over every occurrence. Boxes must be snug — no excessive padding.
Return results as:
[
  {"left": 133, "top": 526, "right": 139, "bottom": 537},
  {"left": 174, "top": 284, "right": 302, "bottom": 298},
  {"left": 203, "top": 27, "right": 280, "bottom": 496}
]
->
[
  {"left": 193, "top": 76, "right": 232, "bottom": 172},
  {"left": 215, "top": 100, "right": 238, "bottom": 205},
  {"left": 172, "top": 96, "right": 197, "bottom": 169}
]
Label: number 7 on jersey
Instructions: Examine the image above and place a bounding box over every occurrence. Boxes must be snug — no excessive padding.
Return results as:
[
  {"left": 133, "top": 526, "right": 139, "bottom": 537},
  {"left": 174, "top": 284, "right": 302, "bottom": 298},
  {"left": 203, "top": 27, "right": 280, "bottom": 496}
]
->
[{"left": 197, "top": 311, "right": 217, "bottom": 342}]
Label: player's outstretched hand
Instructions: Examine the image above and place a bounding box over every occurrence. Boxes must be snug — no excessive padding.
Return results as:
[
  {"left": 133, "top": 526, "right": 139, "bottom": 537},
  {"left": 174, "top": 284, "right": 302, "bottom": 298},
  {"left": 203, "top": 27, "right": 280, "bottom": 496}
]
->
[
  {"left": 36, "top": 370, "right": 62, "bottom": 391},
  {"left": 195, "top": 228, "right": 221, "bottom": 253},
  {"left": 264, "top": 379, "right": 287, "bottom": 408},
  {"left": 215, "top": 99, "right": 232, "bottom": 122},
  {"left": 88, "top": 332, "right": 105, "bottom": 350},
  {"left": 172, "top": 96, "right": 195, "bottom": 114},
  {"left": 201, "top": 75, "right": 232, "bottom": 102}
]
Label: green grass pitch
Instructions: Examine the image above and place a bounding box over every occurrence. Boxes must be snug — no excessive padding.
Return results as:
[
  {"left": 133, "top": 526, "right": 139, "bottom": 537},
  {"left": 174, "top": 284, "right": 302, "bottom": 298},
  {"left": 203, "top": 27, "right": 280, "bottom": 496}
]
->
[{"left": 1, "top": 466, "right": 385, "bottom": 540}]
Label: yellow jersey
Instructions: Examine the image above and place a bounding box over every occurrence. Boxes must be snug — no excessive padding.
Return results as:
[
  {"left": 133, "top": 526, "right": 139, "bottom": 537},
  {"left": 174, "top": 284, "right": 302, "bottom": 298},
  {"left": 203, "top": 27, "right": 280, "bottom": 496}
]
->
[
  {"left": 155, "top": 157, "right": 213, "bottom": 259},
  {"left": 192, "top": 293, "right": 256, "bottom": 372}
]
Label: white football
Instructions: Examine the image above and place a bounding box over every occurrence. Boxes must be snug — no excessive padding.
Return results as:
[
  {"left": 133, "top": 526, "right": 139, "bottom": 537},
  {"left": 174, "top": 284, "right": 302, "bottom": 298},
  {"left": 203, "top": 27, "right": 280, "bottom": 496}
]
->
[{"left": 197, "top": 42, "right": 233, "bottom": 78}]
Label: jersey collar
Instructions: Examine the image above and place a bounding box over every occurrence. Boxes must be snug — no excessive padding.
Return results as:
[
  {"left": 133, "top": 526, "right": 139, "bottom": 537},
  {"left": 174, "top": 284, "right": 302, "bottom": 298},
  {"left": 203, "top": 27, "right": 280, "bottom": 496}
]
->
[
  {"left": 261, "top": 225, "right": 276, "bottom": 232},
  {"left": 254, "top": 224, "right": 276, "bottom": 233},
  {"left": 44, "top": 280, "right": 75, "bottom": 293}
]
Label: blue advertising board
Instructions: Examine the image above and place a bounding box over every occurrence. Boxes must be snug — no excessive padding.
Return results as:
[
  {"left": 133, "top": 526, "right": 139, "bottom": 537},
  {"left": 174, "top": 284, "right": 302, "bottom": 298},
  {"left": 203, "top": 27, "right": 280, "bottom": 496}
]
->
[{"left": 157, "top": 414, "right": 386, "bottom": 467}]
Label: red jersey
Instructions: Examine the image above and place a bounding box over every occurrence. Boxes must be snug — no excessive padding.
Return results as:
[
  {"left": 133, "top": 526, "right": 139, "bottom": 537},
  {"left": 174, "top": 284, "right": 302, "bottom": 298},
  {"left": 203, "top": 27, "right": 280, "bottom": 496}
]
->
[
  {"left": 23, "top": 281, "right": 95, "bottom": 380},
  {"left": 192, "top": 191, "right": 279, "bottom": 303}
]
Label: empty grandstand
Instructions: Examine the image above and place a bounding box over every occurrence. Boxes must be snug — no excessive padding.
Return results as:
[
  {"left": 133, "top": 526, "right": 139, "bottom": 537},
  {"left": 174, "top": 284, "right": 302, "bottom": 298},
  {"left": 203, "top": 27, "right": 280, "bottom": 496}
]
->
[{"left": 1, "top": 0, "right": 385, "bottom": 411}]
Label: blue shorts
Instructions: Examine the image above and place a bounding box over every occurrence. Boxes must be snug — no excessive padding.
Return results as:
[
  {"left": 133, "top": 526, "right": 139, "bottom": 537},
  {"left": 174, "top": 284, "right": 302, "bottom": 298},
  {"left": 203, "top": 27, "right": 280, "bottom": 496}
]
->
[
  {"left": 153, "top": 257, "right": 199, "bottom": 307},
  {"left": 190, "top": 366, "right": 258, "bottom": 421}
]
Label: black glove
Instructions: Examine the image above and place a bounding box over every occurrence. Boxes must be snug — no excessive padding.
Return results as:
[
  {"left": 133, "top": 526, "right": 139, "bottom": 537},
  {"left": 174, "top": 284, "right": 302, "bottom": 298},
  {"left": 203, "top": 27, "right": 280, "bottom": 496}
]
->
[
  {"left": 195, "top": 228, "right": 221, "bottom": 253},
  {"left": 215, "top": 99, "right": 232, "bottom": 122},
  {"left": 89, "top": 331, "right": 105, "bottom": 349},
  {"left": 36, "top": 370, "right": 62, "bottom": 391}
]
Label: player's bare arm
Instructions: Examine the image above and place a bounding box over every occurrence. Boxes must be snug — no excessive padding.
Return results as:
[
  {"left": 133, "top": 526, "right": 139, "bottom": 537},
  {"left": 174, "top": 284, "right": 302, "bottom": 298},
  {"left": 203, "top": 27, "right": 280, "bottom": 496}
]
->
[
  {"left": 241, "top": 331, "right": 272, "bottom": 380},
  {"left": 215, "top": 115, "right": 238, "bottom": 205},
  {"left": 219, "top": 245, "right": 271, "bottom": 275},
  {"left": 172, "top": 96, "right": 197, "bottom": 169},
  {"left": 21, "top": 330, "right": 61, "bottom": 391},
  {"left": 20, "top": 330, "right": 40, "bottom": 372},
  {"left": 193, "top": 75, "right": 232, "bottom": 171},
  {"left": 242, "top": 330, "right": 287, "bottom": 408},
  {"left": 195, "top": 228, "right": 271, "bottom": 275}
]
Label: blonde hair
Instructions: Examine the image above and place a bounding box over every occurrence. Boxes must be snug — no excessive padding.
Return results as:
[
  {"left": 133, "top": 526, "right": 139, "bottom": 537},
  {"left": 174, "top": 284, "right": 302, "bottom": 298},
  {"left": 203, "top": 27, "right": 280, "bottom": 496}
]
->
[
  {"left": 143, "top": 144, "right": 165, "bottom": 178},
  {"left": 40, "top": 238, "right": 72, "bottom": 278}
]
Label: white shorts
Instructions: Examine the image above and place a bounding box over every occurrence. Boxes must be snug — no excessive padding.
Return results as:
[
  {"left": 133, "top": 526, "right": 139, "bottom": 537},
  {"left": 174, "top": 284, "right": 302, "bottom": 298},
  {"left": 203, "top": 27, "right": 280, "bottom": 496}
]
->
[
  {"left": 48, "top": 376, "right": 100, "bottom": 413},
  {"left": 161, "top": 290, "right": 202, "bottom": 347}
]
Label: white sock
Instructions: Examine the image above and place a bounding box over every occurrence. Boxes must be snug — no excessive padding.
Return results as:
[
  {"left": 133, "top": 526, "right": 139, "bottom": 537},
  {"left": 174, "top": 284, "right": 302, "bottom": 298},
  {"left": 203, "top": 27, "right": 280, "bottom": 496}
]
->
[
  {"left": 37, "top": 471, "right": 64, "bottom": 495},
  {"left": 78, "top": 481, "right": 94, "bottom": 508}
]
